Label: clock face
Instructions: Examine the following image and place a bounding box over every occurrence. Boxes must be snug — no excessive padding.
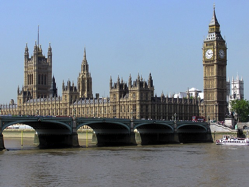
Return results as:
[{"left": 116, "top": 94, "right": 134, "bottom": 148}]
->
[
  {"left": 205, "top": 49, "right": 213, "bottom": 59},
  {"left": 219, "top": 49, "right": 225, "bottom": 58}
]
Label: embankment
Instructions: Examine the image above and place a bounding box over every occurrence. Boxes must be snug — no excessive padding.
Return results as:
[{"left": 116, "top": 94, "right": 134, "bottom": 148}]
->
[{"left": 3, "top": 129, "right": 93, "bottom": 140}]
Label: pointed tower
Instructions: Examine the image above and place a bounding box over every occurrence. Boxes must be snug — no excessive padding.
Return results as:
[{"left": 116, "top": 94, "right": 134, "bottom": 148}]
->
[
  {"left": 226, "top": 77, "right": 230, "bottom": 102},
  {"left": 110, "top": 76, "right": 112, "bottom": 89},
  {"left": 21, "top": 27, "right": 53, "bottom": 101},
  {"left": 231, "top": 74, "right": 244, "bottom": 100},
  {"left": 203, "top": 5, "right": 227, "bottom": 121},
  {"left": 49, "top": 76, "right": 57, "bottom": 97},
  {"left": 128, "top": 74, "right": 132, "bottom": 89},
  {"left": 148, "top": 73, "right": 154, "bottom": 97},
  {"left": 227, "top": 74, "right": 244, "bottom": 113},
  {"left": 77, "top": 48, "right": 93, "bottom": 98}
]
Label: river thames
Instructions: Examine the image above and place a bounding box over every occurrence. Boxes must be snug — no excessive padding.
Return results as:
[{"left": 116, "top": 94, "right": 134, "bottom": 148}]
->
[{"left": 1, "top": 136, "right": 249, "bottom": 187}]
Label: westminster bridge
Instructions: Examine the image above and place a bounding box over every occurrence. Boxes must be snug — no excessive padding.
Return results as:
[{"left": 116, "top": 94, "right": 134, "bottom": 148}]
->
[{"left": 0, "top": 116, "right": 213, "bottom": 150}]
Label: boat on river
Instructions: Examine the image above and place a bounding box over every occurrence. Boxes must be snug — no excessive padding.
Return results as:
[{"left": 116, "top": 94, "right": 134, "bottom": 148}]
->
[{"left": 216, "top": 135, "right": 249, "bottom": 145}]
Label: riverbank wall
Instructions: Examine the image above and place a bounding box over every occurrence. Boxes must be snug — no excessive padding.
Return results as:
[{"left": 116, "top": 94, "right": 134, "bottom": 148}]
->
[
  {"left": 4, "top": 129, "right": 245, "bottom": 144},
  {"left": 3, "top": 129, "right": 94, "bottom": 139}
]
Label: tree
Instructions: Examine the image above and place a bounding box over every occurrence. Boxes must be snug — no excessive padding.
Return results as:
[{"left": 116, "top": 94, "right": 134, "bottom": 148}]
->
[{"left": 230, "top": 99, "right": 249, "bottom": 122}]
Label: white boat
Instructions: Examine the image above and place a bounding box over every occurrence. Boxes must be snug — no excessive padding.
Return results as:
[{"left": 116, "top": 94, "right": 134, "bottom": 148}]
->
[{"left": 216, "top": 135, "right": 249, "bottom": 145}]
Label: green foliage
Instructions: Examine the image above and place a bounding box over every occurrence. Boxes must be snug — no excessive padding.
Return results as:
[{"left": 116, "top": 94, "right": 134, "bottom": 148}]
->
[
  {"left": 183, "top": 96, "right": 194, "bottom": 99},
  {"left": 231, "top": 99, "right": 249, "bottom": 122}
]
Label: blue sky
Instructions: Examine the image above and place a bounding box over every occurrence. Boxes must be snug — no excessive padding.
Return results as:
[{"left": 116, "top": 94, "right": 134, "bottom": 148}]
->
[{"left": 0, "top": 0, "right": 249, "bottom": 104}]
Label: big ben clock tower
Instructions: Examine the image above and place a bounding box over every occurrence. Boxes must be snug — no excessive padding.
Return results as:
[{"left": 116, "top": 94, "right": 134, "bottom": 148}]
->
[{"left": 203, "top": 6, "right": 227, "bottom": 121}]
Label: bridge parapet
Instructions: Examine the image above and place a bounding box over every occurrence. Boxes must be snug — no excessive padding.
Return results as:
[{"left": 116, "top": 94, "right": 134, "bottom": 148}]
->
[{"left": 75, "top": 117, "right": 131, "bottom": 130}]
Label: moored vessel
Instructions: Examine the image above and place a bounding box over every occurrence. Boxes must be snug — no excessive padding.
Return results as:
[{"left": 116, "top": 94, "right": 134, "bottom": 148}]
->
[{"left": 216, "top": 135, "right": 249, "bottom": 145}]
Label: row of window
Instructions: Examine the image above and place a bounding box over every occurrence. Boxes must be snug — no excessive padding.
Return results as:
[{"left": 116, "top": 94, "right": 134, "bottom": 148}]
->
[
  {"left": 38, "top": 74, "right": 47, "bottom": 85},
  {"left": 27, "top": 74, "right": 33, "bottom": 85},
  {"left": 112, "top": 92, "right": 151, "bottom": 100},
  {"left": 27, "top": 74, "right": 48, "bottom": 85}
]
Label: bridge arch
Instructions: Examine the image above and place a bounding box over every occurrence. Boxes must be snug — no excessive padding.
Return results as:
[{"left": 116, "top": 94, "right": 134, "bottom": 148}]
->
[
  {"left": 135, "top": 122, "right": 174, "bottom": 132},
  {"left": 176, "top": 122, "right": 210, "bottom": 143},
  {"left": 76, "top": 119, "right": 133, "bottom": 146},
  {"left": 0, "top": 117, "right": 76, "bottom": 149},
  {"left": 134, "top": 121, "right": 175, "bottom": 145},
  {"left": 177, "top": 123, "right": 208, "bottom": 133},
  {"left": 2, "top": 118, "right": 72, "bottom": 134},
  {"left": 76, "top": 121, "right": 130, "bottom": 132}
]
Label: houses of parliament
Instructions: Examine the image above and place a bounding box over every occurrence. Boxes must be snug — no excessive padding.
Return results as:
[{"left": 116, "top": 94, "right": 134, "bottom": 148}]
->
[{"left": 0, "top": 7, "right": 227, "bottom": 121}]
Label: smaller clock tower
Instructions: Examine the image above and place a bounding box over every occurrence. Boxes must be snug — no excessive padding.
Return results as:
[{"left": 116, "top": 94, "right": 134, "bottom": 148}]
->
[{"left": 203, "top": 5, "right": 227, "bottom": 121}]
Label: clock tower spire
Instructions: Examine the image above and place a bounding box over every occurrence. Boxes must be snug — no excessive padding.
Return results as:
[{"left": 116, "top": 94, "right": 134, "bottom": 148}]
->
[{"left": 203, "top": 6, "right": 227, "bottom": 121}]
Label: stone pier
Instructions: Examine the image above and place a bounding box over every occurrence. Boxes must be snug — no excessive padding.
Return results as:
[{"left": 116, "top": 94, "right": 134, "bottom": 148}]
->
[{"left": 0, "top": 134, "right": 5, "bottom": 150}]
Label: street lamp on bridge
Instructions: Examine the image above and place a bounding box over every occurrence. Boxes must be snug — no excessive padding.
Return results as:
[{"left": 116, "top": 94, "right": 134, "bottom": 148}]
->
[{"left": 73, "top": 108, "right": 76, "bottom": 118}]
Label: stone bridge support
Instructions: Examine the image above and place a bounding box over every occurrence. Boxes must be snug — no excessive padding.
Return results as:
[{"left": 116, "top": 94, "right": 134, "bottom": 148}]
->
[
  {"left": 129, "top": 120, "right": 137, "bottom": 145},
  {"left": 0, "top": 119, "right": 5, "bottom": 150},
  {"left": 0, "top": 134, "right": 5, "bottom": 150},
  {"left": 173, "top": 122, "right": 180, "bottom": 143},
  {"left": 72, "top": 117, "right": 79, "bottom": 147}
]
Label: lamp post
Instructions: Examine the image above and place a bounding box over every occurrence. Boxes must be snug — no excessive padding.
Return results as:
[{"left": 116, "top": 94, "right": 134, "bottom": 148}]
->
[
  {"left": 173, "top": 113, "right": 177, "bottom": 130},
  {"left": 215, "top": 102, "right": 218, "bottom": 122},
  {"left": 73, "top": 108, "right": 76, "bottom": 118},
  {"left": 203, "top": 102, "right": 206, "bottom": 119},
  {"left": 130, "top": 110, "right": 134, "bottom": 129}
]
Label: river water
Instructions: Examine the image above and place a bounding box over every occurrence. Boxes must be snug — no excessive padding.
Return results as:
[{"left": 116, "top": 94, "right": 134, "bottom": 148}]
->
[{"left": 1, "top": 136, "right": 249, "bottom": 187}]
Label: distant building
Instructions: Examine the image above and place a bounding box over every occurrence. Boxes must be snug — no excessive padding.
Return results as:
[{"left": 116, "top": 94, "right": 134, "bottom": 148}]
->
[
  {"left": 227, "top": 75, "right": 244, "bottom": 113},
  {"left": 174, "top": 88, "right": 204, "bottom": 100}
]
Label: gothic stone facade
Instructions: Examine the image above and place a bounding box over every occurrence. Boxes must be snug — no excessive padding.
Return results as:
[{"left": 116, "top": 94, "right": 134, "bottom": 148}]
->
[
  {"left": 1, "top": 7, "right": 227, "bottom": 121},
  {"left": 201, "top": 7, "right": 227, "bottom": 121},
  {"left": 0, "top": 44, "right": 200, "bottom": 120}
]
